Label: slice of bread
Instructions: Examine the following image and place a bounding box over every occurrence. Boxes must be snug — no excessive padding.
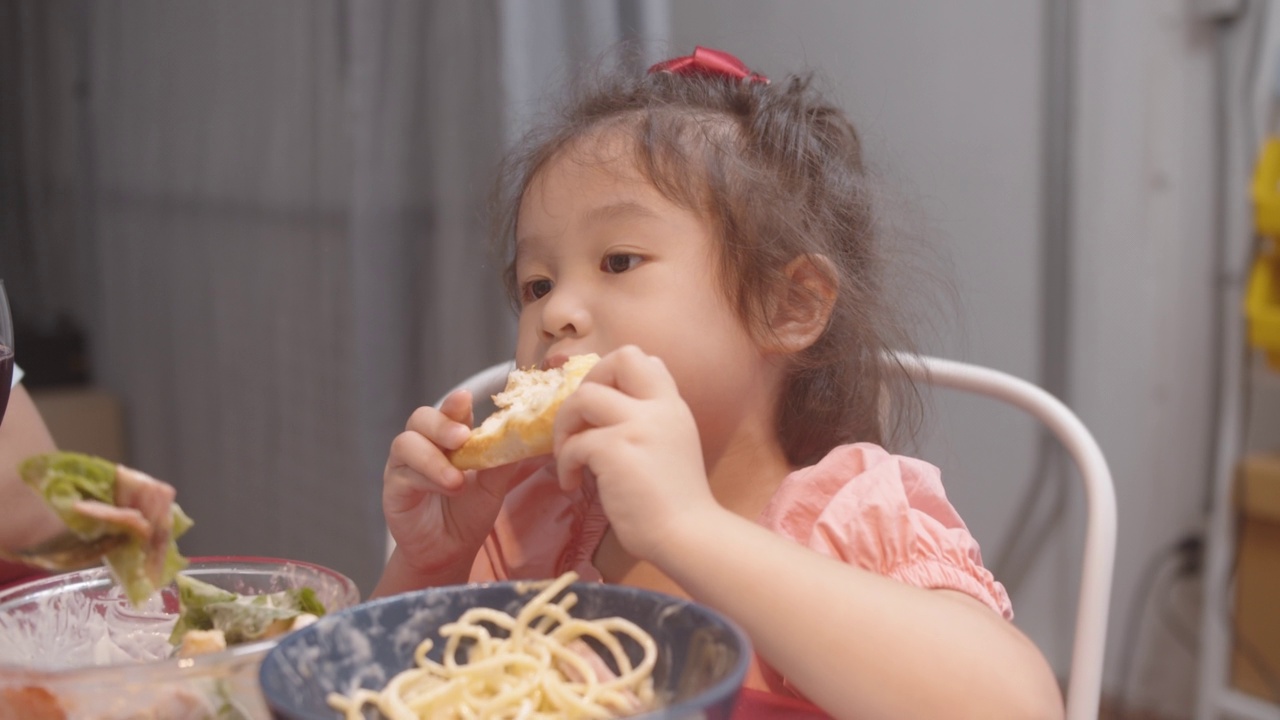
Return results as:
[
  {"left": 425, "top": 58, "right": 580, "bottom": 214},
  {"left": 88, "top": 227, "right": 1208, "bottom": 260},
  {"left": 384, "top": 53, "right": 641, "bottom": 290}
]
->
[{"left": 447, "top": 354, "right": 600, "bottom": 470}]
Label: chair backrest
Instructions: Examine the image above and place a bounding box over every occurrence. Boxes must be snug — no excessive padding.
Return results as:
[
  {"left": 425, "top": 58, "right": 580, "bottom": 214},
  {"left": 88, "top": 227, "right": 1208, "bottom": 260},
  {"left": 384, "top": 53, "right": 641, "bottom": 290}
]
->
[
  {"left": 393, "top": 353, "right": 1117, "bottom": 720},
  {"left": 894, "top": 354, "right": 1116, "bottom": 720}
]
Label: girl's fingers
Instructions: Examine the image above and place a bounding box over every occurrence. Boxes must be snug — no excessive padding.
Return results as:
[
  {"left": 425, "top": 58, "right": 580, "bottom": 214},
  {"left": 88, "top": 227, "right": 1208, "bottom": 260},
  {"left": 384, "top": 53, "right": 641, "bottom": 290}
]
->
[
  {"left": 439, "top": 389, "right": 475, "bottom": 427},
  {"left": 555, "top": 427, "right": 606, "bottom": 494},
  {"left": 554, "top": 346, "right": 677, "bottom": 454},
  {"left": 552, "top": 382, "right": 634, "bottom": 454},
  {"left": 405, "top": 403, "right": 472, "bottom": 451},
  {"left": 582, "top": 346, "right": 677, "bottom": 401},
  {"left": 114, "top": 465, "right": 176, "bottom": 539},
  {"left": 387, "top": 430, "right": 466, "bottom": 494}
]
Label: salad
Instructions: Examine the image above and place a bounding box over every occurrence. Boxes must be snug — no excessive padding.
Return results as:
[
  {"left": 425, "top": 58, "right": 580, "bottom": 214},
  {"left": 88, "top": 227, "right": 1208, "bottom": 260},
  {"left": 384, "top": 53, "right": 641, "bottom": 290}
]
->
[
  {"left": 170, "top": 574, "right": 325, "bottom": 657},
  {"left": 16, "top": 451, "right": 329, "bottom": 655}
]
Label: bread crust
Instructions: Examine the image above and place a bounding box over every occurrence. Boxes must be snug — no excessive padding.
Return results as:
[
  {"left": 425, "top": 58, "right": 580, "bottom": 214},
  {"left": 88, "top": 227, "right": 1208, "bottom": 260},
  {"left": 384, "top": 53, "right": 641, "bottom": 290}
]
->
[{"left": 447, "top": 354, "right": 600, "bottom": 470}]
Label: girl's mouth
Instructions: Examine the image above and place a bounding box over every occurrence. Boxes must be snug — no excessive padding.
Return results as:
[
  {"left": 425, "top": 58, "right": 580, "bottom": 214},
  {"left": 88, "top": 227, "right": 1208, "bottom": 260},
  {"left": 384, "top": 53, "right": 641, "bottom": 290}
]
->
[{"left": 540, "top": 353, "right": 570, "bottom": 371}]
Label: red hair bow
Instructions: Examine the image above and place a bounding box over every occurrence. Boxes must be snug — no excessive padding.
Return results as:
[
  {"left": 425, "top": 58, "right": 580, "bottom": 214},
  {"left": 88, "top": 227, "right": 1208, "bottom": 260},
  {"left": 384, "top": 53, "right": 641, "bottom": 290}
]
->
[{"left": 648, "top": 46, "right": 770, "bottom": 85}]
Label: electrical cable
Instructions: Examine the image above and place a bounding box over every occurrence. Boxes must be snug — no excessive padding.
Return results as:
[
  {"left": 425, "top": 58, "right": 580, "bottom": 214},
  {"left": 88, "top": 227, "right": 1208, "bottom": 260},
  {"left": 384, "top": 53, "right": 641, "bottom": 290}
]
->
[
  {"left": 1242, "top": 0, "right": 1268, "bottom": 151},
  {"left": 1113, "top": 539, "right": 1184, "bottom": 718},
  {"left": 1159, "top": 590, "right": 1200, "bottom": 660},
  {"left": 988, "top": 454, "right": 1070, "bottom": 597},
  {"left": 1157, "top": 555, "right": 1201, "bottom": 658},
  {"left": 1203, "top": 0, "right": 1268, "bottom": 517},
  {"left": 991, "top": 436, "right": 1068, "bottom": 593},
  {"left": 991, "top": 0, "right": 1076, "bottom": 592}
]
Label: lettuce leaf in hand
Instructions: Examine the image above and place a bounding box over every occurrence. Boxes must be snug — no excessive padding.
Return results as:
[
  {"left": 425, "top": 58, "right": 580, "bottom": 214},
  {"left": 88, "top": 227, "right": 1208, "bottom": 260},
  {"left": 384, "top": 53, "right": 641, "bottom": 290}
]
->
[{"left": 19, "top": 451, "right": 192, "bottom": 606}]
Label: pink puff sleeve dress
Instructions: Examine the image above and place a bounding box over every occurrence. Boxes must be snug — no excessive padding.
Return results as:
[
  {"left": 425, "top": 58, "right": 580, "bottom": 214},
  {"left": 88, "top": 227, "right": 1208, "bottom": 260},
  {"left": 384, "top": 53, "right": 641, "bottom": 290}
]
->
[{"left": 468, "top": 442, "right": 1012, "bottom": 718}]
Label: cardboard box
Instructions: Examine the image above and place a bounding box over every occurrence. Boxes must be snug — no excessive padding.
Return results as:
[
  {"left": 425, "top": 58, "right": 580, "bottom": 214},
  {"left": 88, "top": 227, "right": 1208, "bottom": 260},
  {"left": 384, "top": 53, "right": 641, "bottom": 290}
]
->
[
  {"left": 1232, "top": 453, "right": 1280, "bottom": 699},
  {"left": 27, "top": 386, "right": 127, "bottom": 465}
]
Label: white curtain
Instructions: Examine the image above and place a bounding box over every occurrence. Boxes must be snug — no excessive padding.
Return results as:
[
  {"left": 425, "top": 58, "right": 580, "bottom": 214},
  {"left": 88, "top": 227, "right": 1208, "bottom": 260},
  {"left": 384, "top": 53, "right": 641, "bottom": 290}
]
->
[{"left": 2, "top": 0, "right": 668, "bottom": 593}]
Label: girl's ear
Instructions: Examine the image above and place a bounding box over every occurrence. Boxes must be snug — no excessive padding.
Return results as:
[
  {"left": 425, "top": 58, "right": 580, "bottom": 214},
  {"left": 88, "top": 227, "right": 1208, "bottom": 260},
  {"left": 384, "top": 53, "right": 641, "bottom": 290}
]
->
[{"left": 762, "top": 254, "right": 838, "bottom": 354}]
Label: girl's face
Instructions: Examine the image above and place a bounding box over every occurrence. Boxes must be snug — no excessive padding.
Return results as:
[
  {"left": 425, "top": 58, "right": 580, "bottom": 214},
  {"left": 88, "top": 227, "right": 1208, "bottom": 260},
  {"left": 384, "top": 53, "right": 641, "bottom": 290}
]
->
[{"left": 513, "top": 134, "right": 782, "bottom": 457}]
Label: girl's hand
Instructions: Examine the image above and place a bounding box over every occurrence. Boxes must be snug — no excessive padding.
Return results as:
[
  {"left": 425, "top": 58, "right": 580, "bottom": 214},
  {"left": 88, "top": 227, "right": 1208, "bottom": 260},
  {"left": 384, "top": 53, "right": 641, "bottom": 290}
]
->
[
  {"left": 553, "top": 346, "right": 718, "bottom": 562},
  {"left": 383, "top": 390, "right": 539, "bottom": 580}
]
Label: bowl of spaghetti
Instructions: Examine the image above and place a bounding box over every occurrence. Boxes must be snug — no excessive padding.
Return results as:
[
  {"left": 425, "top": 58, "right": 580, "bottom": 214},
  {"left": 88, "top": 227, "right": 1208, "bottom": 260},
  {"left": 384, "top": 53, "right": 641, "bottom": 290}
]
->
[{"left": 258, "top": 572, "right": 751, "bottom": 719}]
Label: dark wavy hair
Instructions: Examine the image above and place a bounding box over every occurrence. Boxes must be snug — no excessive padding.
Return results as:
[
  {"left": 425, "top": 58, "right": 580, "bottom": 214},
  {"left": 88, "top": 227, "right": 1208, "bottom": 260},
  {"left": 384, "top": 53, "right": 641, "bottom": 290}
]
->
[{"left": 491, "top": 51, "right": 925, "bottom": 465}]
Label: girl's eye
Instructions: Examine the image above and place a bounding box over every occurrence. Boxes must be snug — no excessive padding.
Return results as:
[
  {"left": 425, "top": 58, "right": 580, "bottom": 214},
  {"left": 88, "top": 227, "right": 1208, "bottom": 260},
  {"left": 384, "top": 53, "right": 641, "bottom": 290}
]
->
[
  {"left": 521, "top": 278, "right": 553, "bottom": 303},
  {"left": 602, "top": 254, "right": 641, "bottom": 274}
]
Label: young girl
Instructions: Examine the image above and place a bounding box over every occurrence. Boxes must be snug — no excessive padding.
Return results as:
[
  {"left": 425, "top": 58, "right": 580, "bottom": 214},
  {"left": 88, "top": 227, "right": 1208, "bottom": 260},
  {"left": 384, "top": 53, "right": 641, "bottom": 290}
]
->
[{"left": 375, "top": 46, "right": 1063, "bottom": 719}]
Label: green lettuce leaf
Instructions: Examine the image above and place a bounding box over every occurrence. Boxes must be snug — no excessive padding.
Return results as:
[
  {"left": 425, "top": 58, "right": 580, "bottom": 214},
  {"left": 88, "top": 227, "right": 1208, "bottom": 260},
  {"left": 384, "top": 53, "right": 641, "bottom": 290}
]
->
[
  {"left": 169, "top": 574, "right": 238, "bottom": 644},
  {"left": 169, "top": 574, "right": 328, "bottom": 646},
  {"left": 19, "top": 451, "right": 193, "bottom": 606},
  {"left": 19, "top": 453, "right": 117, "bottom": 538}
]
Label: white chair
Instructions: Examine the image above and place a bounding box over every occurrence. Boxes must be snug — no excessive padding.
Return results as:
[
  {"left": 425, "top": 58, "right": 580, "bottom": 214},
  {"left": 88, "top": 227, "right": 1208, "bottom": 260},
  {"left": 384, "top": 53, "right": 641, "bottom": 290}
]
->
[
  {"left": 388, "top": 353, "right": 1117, "bottom": 720},
  {"left": 895, "top": 354, "right": 1116, "bottom": 720}
]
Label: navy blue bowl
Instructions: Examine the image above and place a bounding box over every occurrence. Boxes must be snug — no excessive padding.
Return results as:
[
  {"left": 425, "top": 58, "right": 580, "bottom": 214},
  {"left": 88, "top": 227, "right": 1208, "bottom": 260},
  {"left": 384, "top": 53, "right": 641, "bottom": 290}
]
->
[{"left": 259, "top": 580, "right": 751, "bottom": 719}]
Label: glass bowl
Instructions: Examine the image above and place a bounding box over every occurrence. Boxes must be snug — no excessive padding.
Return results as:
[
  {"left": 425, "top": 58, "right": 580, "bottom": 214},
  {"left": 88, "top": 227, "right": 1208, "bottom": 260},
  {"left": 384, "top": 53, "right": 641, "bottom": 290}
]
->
[
  {"left": 259, "top": 579, "right": 751, "bottom": 720},
  {"left": 0, "top": 556, "right": 361, "bottom": 719}
]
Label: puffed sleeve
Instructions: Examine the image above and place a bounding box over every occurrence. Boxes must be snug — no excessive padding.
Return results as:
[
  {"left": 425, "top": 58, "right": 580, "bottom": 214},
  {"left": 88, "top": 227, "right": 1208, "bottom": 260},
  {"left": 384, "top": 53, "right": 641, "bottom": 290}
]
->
[{"left": 759, "top": 443, "right": 1013, "bottom": 620}]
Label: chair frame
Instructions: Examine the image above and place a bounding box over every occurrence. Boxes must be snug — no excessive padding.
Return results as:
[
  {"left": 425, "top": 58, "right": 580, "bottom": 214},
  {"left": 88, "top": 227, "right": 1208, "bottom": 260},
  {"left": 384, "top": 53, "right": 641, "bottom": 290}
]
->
[
  {"left": 402, "top": 353, "right": 1117, "bottom": 719},
  {"left": 894, "top": 354, "right": 1115, "bottom": 720}
]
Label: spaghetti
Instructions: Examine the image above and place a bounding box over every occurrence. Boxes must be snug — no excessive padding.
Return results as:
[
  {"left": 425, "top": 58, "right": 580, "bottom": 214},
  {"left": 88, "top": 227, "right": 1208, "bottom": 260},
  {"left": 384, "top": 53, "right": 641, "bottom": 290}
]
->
[{"left": 327, "top": 572, "right": 658, "bottom": 719}]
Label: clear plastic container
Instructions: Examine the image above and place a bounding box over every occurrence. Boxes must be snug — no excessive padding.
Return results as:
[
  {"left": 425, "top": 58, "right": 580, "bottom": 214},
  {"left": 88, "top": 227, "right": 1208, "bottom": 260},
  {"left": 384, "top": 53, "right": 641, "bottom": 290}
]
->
[{"left": 0, "top": 556, "right": 361, "bottom": 719}]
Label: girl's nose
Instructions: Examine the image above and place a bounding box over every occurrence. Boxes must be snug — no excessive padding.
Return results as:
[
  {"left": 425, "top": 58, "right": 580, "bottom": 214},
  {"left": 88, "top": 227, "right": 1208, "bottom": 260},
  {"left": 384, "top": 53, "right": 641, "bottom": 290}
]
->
[{"left": 539, "top": 287, "right": 591, "bottom": 340}]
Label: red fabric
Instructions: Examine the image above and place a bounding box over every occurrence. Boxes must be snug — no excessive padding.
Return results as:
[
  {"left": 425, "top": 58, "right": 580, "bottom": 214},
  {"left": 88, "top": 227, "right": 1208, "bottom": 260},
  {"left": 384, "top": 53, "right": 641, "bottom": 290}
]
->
[
  {"left": 648, "top": 46, "right": 770, "bottom": 85},
  {"left": 733, "top": 687, "right": 832, "bottom": 719},
  {"left": 0, "top": 559, "right": 45, "bottom": 592}
]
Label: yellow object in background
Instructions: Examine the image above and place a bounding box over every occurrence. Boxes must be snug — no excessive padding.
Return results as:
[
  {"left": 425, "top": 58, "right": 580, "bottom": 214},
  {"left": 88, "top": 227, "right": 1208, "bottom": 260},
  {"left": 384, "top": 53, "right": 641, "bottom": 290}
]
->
[
  {"left": 1246, "top": 244, "right": 1280, "bottom": 370},
  {"left": 1248, "top": 138, "right": 1280, "bottom": 370},
  {"left": 1252, "top": 137, "right": 1280, "bottom": 236}
]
